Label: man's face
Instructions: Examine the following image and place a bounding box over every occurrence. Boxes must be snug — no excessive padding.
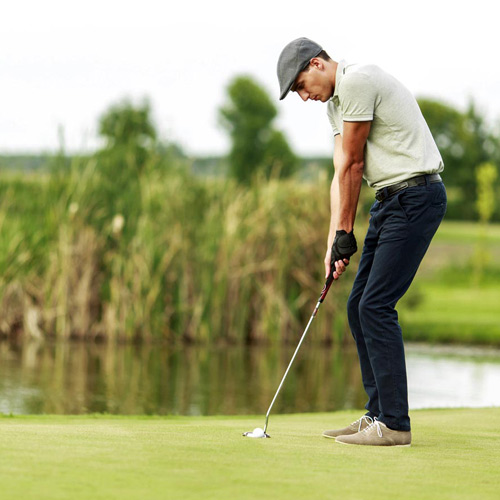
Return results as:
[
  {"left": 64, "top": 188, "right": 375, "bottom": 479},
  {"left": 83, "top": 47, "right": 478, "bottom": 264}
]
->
[{"left": 291, "top": 60, "right": 333, "bottom": 103}]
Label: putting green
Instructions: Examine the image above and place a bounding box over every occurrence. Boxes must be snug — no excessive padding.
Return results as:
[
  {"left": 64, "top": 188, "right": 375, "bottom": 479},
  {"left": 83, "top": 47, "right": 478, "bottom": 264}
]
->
[{"left": 1, "top": 409, "right": 499, "bottom": 499}]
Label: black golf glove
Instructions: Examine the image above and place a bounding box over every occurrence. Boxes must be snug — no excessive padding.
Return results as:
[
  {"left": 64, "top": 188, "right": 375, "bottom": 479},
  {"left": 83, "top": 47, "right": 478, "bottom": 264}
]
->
[{"left": 331, "top": 230, "right": 358, "bottom": 265}]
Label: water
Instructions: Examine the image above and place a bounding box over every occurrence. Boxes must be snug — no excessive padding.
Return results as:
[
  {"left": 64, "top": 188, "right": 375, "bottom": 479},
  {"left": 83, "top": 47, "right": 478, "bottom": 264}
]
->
[
  {"left": 406, "top": 344, "right": 500, "bottom": 409},
  {"left": 0, "top": 341, "right": 499, "bottom": 415}
]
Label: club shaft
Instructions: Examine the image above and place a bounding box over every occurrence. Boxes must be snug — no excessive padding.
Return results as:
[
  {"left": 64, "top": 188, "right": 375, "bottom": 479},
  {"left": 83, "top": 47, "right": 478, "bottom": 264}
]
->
[{"left": 263, "top": 300, "right": 321, "bottom": 433}]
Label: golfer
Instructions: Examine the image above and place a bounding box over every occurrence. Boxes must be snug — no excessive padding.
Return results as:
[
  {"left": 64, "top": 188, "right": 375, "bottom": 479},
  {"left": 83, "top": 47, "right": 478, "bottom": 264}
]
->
[{"left": 277, "top": 38, "right": 446, "bottom": 446}]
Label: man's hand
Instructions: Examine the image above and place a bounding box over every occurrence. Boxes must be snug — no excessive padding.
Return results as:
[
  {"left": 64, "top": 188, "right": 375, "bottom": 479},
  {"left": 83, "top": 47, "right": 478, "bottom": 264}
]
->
[
  {"left": 325, "top": 230, "right": 357, "bottom": 280},
  {"left": 324, "top": 247, "right": 350, "bottom": 280},
  {"left": 332, "top": 230, "right": 357, "bottom": 262}
]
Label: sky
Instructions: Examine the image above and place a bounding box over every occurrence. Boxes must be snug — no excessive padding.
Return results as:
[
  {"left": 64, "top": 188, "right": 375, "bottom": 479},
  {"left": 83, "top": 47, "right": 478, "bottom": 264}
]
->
[{"left": 1, "top": 0, "right": 499, "bottom": 158}]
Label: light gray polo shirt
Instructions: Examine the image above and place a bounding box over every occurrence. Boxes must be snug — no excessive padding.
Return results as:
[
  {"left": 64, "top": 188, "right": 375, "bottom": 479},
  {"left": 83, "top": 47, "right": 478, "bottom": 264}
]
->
[{"left": 327, "top": 60, "right": 444, "bottom": 189}]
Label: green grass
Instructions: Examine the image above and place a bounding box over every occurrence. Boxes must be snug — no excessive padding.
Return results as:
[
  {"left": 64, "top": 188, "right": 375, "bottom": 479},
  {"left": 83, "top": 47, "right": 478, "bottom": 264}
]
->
[
  {"left": 433, "top": 219, "right": 500, "bottom": 244},
  {"left": 396, "top": 219, "right": 500, "bottom": 344},
  {"left": 400, "top": 283, "right": 500, "bottom": 344},
  {"left": 1, "top": 409, "right": 499, "bottom": 499}
]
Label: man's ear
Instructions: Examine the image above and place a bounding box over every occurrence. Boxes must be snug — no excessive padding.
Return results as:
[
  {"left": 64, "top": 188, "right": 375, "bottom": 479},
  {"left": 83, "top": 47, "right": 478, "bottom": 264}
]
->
[{"left": 309, "top": 57, "right": 324, "bottom": 70}]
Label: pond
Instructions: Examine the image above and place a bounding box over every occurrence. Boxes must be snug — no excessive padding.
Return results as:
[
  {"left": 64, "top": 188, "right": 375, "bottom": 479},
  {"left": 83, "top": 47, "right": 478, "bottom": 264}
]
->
[{"left": 0, "top": 341, "right": 499, "bottom": 415}]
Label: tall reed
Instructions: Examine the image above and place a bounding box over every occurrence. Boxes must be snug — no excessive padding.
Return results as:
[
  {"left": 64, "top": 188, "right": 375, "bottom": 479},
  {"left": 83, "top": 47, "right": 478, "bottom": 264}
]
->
[{"left": 0, "top": 157, "right": 361, "bottom": 344}]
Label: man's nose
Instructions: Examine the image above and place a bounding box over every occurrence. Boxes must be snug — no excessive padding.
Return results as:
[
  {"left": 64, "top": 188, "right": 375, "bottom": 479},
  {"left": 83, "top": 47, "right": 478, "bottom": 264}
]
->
[{"left": 298, "top": 89, "right": 309, "bottom": 101}]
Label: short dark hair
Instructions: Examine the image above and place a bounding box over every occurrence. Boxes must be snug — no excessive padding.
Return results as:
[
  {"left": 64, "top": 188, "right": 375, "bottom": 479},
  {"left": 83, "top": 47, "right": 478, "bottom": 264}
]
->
[{"left": 302, "top": 50, "right": 331, "bottom": 71}]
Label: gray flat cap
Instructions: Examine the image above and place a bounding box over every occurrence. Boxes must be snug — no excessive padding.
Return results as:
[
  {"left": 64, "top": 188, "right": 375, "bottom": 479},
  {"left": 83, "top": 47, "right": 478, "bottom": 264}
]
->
[{"left": 277, "top": 37, "right": 323, "bottom": 100}]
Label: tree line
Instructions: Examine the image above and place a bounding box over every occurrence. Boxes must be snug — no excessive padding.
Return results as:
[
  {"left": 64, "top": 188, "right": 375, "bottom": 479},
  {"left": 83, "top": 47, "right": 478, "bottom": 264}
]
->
[{"left": 3, "top": 74, "right": 499, "bottom": 221}]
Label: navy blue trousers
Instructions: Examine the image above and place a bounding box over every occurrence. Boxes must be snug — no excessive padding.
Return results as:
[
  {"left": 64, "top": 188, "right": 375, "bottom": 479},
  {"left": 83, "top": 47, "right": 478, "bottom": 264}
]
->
[{"left": 347, "top": 179, "right": 447, "bottom": 431}]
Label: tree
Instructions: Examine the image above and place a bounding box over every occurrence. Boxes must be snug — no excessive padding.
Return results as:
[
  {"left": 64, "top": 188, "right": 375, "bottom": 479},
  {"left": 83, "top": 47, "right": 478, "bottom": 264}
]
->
[
  {"left": 90, "top": 99, "right": 160, "bottom": 234},
  {"left": 417, "top": 98, "right": 500, "bottom": 220},
  {"left": 98, "top": 98, "right": 157, "bottom": 173},
  {"left": 418, "top": 99, "right": 495, "bottom": 202},
  {"left": 219, "top": 76, "right": 298, "bottom": 183},
  {"left": 476, "top": 162, "right": 498, "bottom": 224}
]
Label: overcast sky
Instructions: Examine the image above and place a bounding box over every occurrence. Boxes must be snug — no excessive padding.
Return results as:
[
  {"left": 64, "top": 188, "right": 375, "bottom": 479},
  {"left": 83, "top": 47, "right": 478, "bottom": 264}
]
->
[{"left": 1, "top": 0, "right": 499, "bottom": 157}]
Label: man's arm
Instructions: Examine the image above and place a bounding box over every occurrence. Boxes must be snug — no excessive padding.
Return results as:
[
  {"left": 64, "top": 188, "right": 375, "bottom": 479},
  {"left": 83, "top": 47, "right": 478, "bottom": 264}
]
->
[
  {"left": 327, "top": 135, "right": 342, "bottom": 246},
  {"left": 324, "top": 120, "right": 371, "bottom": 280},
  {"left": 324, "top": 135, "right": 342, "bottom": 278},
  {"left": 337, "top": 120, "right": 371, "bottom": 231}
]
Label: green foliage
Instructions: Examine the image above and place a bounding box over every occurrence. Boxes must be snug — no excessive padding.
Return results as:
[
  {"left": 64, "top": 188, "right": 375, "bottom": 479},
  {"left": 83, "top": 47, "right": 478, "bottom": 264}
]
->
[
  {"left": 91, "top": 98, "right": 164, "bottom": 237},
  {"left": 99, "top": 98, "right": 156, "bottom": 158},
  {"left": 219, "top": 76, "right": 298, "bottom": 183},
  {"left": 4, "top": 94, "right": 500, "bottom": 343},
  {"left": 476, "top": 162, "right": 498, "bottom": 223},
  {"left": 418, "top": 98, "right": 499, "bottom": 219},
  {"left": 0, "top": 163, "right": 353, "bottom": 342},
  {"left": 472, "top": 162, "right": 498, "bottom": 283},
  {"left": 263, "top": 130, "right": 298, "bottom": 178},
  {"left": 4, "top": 156, "right": 500, "bottom": 344}
]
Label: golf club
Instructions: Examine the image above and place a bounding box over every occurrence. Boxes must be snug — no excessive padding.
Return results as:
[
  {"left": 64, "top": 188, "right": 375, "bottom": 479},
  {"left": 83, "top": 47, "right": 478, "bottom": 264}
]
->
[{"left": 243, "top": 274, "right": 335, "bottom": 438}]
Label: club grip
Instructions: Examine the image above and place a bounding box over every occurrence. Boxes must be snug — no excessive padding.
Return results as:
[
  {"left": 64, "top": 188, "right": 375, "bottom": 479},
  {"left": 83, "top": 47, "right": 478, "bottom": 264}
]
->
[{"left": 319, "top": 274, "right": 334, "bottom": 303}]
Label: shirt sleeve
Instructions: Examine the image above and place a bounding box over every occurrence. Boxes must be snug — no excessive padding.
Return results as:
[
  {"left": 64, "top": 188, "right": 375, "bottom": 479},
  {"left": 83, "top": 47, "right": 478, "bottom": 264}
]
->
[{"left": 339, "top": 72, "right": 377, "bottom": 122}]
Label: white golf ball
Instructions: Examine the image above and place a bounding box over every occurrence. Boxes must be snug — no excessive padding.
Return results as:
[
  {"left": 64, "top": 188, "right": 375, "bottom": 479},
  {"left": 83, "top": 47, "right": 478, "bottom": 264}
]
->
[{"left": 252, "top": 427, "right": 265, "bottom": 437}]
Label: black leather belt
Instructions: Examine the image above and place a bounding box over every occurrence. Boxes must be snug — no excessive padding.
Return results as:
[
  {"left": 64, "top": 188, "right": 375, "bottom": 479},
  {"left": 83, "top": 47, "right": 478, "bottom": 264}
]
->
[{"left": 375, "top": 173, "right": 442, "bottom": 202}]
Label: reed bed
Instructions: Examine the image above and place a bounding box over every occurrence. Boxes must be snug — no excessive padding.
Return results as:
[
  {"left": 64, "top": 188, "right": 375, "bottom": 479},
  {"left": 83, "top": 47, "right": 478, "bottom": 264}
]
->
[{"left": 0, "top": 157, "right": 357, "bottom": 343}]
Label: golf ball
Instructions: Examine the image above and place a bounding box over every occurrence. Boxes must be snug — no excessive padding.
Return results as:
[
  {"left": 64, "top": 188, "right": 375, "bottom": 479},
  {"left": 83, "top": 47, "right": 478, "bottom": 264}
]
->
[{"left": 252, "top": 427, "right": 265, "bottom": 437}]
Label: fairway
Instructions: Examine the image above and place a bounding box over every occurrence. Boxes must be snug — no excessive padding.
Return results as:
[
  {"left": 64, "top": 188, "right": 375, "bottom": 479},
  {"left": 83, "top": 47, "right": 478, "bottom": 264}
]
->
[{"left": 1, "top": 409, "right": 499, "bottom": 499}]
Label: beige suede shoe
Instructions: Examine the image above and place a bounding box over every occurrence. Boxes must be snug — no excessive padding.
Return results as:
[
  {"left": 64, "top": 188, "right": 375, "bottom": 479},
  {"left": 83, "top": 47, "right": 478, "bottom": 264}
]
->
[
  {"left": 335, "top": 420, "right": 411, "bottom": 447},
  {"left": 322, "top": 415, "right": 374, "bottom": 439}
]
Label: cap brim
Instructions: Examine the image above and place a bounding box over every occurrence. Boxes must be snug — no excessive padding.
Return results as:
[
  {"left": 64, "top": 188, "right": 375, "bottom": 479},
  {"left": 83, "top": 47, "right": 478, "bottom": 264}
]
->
[
  {"left": 279, "top": 85, "right": 293, "bottom": 100},
  {"left": 279, "top": 67, "right": 302, "bottom": 100}
]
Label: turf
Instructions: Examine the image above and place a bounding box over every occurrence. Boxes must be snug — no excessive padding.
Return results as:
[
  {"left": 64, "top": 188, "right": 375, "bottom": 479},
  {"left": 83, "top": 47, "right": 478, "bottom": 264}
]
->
[
  {"left": 400, "top": 283, "right": 500, "bottom": 344},
  {"left": 1, "top": 409, "right": 499, "bottom": 499}
]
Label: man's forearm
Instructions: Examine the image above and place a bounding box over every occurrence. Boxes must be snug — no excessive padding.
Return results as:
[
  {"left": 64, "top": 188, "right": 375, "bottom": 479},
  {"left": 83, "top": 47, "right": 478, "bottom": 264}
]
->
[
  {"left": 327, "top": 135, "right": 343, "bottom": 249},
  {"left": 334, "top": 121, "right": 370, "bottom": 232},
  {"left": 337, "top": 156, "right": 364, "bottom": 232},
  {"left": 327, "top": 173, "right": 340, "bottom": 249}
]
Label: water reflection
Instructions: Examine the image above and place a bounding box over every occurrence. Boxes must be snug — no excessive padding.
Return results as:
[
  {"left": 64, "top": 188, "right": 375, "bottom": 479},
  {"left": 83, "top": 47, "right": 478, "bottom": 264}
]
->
[
  {"left": 0, "top": 341, "right": 366, "bottom": 415},
  {"left": 406, "top": 344, "right": 500, "bottom": 409},
  {"left": 0, "top": 341, "right": 499, "bottom": 415}
]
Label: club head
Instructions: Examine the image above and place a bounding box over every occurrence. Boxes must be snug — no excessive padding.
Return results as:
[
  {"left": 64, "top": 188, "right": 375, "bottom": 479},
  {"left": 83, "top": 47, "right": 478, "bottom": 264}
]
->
[{"left": 242, "top": 427, "right": 270, "bottom": 438}]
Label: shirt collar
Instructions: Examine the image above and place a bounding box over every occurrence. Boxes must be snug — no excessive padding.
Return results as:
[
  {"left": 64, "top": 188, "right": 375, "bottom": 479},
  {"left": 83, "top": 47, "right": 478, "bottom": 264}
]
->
[{"left": 331, "top": 59, "right": 347, "bottom": 105}]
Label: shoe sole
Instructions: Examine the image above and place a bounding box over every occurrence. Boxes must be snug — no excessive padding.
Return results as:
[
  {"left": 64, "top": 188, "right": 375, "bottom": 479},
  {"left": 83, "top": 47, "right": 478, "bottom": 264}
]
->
[
  {"left": 335, "top": 440, "right": 411, "bottom": 447},
  {"left": 322, "top": 434, "right": 337, "bottom": 439},
  {"left": 322, "top": 432, "right": 358, "bottom": 439}
]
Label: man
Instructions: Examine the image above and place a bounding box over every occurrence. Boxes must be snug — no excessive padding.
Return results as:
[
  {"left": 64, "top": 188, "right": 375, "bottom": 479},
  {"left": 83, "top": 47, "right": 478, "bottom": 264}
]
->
[{"left": 277, "top": 38, "right": 446, "bottom": 446}]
